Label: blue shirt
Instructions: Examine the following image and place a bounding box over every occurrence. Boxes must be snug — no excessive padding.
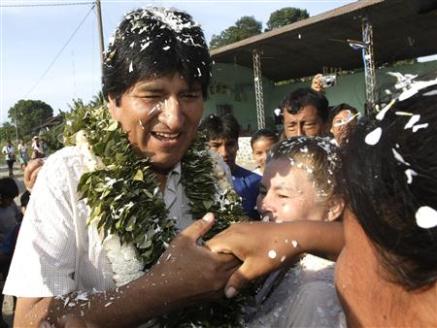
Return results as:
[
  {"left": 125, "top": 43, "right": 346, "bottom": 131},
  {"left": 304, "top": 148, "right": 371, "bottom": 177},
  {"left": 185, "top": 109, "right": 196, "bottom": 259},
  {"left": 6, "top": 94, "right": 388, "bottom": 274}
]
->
[{"left": 232, "top": 165, "right": 261, "bottom": 219}]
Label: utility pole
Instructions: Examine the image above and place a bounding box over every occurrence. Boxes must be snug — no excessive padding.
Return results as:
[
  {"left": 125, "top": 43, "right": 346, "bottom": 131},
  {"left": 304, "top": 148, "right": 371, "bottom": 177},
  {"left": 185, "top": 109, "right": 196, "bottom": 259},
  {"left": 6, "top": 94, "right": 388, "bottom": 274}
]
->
[{"left": 95, "top": 0, "right": 105, "bottom": 75}]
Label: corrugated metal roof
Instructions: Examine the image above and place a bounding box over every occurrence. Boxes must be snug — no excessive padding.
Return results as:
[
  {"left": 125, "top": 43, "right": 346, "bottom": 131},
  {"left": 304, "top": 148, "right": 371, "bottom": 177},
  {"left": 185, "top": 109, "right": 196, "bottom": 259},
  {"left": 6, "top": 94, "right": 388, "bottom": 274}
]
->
[{"left": 210, "top": 0, "right": 437, "bottom": 81}]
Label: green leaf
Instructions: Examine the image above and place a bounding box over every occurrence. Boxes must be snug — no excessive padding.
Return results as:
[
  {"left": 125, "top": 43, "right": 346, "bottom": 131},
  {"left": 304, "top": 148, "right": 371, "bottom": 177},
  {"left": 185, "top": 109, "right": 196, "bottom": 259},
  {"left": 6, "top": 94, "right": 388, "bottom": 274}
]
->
[{"left": 133, "top": 169, "right": 144, "bottom": 181}]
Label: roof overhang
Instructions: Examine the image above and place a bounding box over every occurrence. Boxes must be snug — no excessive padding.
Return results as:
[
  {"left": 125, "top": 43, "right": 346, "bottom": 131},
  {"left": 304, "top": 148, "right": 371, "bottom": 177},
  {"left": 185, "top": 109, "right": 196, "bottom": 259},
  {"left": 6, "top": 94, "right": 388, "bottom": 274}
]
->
[{"left": 210, "top": 0, "right": 437, "bottom": 82}]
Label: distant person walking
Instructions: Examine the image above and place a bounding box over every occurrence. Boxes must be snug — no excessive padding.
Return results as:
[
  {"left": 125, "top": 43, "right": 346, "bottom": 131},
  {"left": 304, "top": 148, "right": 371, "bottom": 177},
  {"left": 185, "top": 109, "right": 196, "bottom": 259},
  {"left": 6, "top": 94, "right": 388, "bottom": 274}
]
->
[
  {"left": 2, "top": 141, "right": 16, "bottom": 177},
  {"left": 31, "top": 136, "right": 45, "bottom": 159},
  {"left": 17, "top": 139, "right": 29, "bottom": 169}
]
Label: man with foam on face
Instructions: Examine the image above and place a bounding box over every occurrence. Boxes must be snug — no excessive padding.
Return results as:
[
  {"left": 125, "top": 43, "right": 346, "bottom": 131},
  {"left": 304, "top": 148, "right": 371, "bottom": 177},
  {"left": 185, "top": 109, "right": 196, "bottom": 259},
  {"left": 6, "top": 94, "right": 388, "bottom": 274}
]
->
[{"left": 3, "top": 8, "right": 240, "bottom": 327}]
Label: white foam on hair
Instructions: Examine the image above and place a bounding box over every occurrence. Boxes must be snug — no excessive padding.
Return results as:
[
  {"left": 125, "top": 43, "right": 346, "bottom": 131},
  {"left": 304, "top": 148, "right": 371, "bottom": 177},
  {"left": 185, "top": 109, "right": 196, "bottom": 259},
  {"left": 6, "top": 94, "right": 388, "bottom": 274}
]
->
[
  {"left": 365, "top": 127, "right": 382, "bottom": 146},
  {"left": 416, "top": 206, "right": 437, "bottom": 229}
]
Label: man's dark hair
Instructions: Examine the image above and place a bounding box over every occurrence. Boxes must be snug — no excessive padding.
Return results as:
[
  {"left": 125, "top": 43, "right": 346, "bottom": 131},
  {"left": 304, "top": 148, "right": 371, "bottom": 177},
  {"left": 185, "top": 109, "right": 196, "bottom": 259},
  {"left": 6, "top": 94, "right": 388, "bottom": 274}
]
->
[
  {"left": 250, "top": 128, "right": 279, "bottom": 147},
  {"left": 280, "top": 88, "right": 329, "bottom": 122},
  {"left": 0, "top": 177, "right": 19, "bottom": 200},
  {"left": 102, "top": 7, "right": 211, "bottom": 105},
  {"left": 328, "top": 103, "right": 358, "bottom": 124},
  {"left": 342, "top": 85, "right": 437, "bottom": 291},
  {"left": 199, "top": 114, "right": 240, "bottom": 141}
]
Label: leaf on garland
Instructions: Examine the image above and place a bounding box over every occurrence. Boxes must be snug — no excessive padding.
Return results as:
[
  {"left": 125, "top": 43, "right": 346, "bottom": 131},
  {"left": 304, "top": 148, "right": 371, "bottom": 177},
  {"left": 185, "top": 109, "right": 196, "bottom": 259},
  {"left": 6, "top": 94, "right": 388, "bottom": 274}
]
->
[{"left": 133, "top": 169, "right": 144, "bottom": 181}]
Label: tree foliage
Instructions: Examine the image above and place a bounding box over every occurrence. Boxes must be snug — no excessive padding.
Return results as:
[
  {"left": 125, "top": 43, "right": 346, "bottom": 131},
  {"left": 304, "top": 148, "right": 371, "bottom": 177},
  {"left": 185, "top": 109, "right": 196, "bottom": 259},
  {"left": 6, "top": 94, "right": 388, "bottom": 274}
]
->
[
  {"left": 210, "top": 16, "right": 262, "bottom": 49},
  {"left": 8, "top": 99, "right": 53, "bottom": 139},
  {"left": 265, "top": 7, "right": 309, "bottom": 31},
  {"left": 0, "top": 122, "right": 16, "bottom": 142}
]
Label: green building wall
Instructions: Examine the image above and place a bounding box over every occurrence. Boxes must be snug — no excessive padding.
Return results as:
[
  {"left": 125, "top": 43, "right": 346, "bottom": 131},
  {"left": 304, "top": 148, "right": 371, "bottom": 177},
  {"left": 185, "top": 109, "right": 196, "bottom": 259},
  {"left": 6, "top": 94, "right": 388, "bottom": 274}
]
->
[{"left": 205, "top": 60, "right": 437, "bottom": 132}]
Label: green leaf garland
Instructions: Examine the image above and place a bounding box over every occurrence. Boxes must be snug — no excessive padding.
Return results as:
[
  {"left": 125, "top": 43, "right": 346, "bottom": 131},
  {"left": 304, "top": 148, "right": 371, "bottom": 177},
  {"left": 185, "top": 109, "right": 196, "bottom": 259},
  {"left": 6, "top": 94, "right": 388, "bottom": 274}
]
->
[{"left": 64, "top": 105, "right": 248, "bottom": 327}]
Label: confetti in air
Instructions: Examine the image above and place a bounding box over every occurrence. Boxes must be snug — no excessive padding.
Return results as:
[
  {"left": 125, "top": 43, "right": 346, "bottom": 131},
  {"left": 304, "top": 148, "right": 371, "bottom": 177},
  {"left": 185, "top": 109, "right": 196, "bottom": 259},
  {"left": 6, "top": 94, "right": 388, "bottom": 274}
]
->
[
  {"left": 412, "top": 123, "right": 428, "bottom": 133},
  {"left": 365, "top": 127, "right": 382, "bottom": 146},
  {"left": 129, "top": 61, "right": 133, "bottom": 73},
  {"left": 404, "top": 114, "right": 421, "bottom": 130},
  {"left": 405, "top": 169, "right": 417, "bottom": 184},
  {"left": 392, "top": 148, "right": 410, "bottom": 166},
  {"left": 415, "top": 206, "right": 437, "bottom": 229},
  {"left": 291, "top": 240, "right": 298, "bottom": 248},
  {"left": 268, "top": 250, "right": 277, "bottom": 259}
]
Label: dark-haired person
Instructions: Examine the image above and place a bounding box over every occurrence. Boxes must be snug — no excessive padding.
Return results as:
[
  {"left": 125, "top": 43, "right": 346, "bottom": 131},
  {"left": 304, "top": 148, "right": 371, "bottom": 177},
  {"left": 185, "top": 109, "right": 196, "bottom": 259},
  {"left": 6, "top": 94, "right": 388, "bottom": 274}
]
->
[
  {"left": 250, "top": 128, "right": 278, "bottom": 175},
  {"left": 280, "top": 88, "right": 329, "bottom": 138},
  {"left": 200, "top": 114, "right": 261, "bottom": 219},
  {"left": 208, "top": 77, "right": 437, "bottom": 326},
  {"left": 4, "top": 8, "right": 239, "bottom": 327},
  {"left": 328, "top": 103, "right": 359, "bottom": 146},
  {"left": 2, "top": 141, "right": 16, "bottom": 177}
]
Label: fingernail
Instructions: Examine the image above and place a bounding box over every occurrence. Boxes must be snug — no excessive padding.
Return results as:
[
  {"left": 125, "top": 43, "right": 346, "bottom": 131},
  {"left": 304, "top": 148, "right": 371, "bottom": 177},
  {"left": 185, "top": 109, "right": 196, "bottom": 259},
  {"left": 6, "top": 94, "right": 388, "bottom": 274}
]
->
[
  {"left": 202, "top": 213, "right": 214, "bottom": 222},
  {"left": 225, "top": 286, "right": 237, "bottom": 298}
]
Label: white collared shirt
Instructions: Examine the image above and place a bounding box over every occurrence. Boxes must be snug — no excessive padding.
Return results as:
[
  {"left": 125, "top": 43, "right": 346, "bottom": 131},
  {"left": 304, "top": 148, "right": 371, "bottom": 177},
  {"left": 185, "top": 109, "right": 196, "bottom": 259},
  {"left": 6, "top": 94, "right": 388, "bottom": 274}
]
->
[{"left": 4, "top": 146, "right": 193, "bottom": 297}]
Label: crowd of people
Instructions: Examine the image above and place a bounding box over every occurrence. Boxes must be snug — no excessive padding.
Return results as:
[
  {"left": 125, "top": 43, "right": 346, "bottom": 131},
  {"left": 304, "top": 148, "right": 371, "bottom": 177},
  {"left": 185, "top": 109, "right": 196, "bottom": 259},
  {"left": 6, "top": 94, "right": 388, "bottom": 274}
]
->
[
  {"left": 1, "top": 137, "right": 47, "bottom": 177},
  {"left": 1, "top": 6, "right": 436, "bottom": 328}
]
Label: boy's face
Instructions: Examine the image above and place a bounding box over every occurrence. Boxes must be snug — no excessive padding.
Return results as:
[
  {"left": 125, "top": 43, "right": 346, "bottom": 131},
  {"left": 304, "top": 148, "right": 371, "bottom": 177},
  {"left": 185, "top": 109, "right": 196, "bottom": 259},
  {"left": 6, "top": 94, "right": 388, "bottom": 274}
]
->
[
  {"left": 252, "top": 137, "right": 276, "bottom": 172},
  {"left": 109, "top": 73, "right": 204, "bottom": 172},
  {"left": 207, "top": 137, "right": 239, "bottom": 170},
  {"left": 257, "top": 158, "right": 328, "bottom": 223}
]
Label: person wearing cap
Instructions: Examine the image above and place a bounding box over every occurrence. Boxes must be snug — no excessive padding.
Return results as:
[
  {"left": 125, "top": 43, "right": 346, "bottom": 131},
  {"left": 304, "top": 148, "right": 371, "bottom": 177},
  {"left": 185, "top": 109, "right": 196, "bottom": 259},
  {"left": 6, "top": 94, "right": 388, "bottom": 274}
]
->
[{"left": 31, "top": 136, "right": 45, "bottom": 159}]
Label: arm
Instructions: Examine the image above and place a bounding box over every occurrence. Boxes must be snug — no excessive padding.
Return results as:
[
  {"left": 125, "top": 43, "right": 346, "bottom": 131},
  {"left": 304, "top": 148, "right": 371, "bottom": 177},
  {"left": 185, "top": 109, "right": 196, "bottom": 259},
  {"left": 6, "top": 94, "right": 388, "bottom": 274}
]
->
[
  {"left": 15, "top": 214, "right": 239, "bottom": 328},
  {"left": 207, "top": 220, "right": 344, "bottom": 297}
]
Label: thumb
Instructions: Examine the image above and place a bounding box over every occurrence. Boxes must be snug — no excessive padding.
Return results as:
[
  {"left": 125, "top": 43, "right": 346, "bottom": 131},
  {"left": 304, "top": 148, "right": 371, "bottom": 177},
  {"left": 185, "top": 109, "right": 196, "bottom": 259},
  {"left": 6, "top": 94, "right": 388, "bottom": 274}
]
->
[
  {"left": 180, "top": 212, "right": 215, "bottom": 241},
  {"left": 224, "top": 260, "right": 259, "bottom": 298}
]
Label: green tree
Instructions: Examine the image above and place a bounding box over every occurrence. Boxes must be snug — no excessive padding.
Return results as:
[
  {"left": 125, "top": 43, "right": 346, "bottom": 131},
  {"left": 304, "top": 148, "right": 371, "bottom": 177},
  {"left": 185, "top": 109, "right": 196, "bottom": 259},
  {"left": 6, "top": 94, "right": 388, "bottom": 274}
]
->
[
  {"left": 210, "top": 16, "right": 262, "bottom": 49},
  {"left": 8, "top": 99, "right": 53, "bottom": 139},
  {"left": 265, "top": 7, "right": 309, "bottom": 31},
  {"left": 0, "top": 122, "right": 16, "bottom": 142}
]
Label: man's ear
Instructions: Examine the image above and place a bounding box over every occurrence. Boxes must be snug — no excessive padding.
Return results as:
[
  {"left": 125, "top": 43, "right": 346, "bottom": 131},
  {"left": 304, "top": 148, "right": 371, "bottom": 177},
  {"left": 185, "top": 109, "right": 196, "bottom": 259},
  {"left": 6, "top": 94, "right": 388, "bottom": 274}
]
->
[{"left": 326, "top": 196, "right": 345, "bottom": 222}]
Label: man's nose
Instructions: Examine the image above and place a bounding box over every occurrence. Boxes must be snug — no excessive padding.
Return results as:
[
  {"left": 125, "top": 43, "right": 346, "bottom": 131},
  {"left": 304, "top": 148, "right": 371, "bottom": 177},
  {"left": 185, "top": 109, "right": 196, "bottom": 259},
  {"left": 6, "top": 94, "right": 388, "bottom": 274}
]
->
[
  {"left": 159, "top": 97, "right": 184, "bottom": 130},
  {"left": 296, "top": 124, "right": 304, "bottom": 136}
]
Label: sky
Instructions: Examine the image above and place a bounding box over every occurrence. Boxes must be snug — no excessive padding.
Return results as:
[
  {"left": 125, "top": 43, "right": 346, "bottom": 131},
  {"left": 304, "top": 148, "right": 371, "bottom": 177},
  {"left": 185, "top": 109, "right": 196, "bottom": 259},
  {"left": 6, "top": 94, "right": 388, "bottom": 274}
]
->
[{"left": 0, "top": 0, "right": 356, "bottom": 123}]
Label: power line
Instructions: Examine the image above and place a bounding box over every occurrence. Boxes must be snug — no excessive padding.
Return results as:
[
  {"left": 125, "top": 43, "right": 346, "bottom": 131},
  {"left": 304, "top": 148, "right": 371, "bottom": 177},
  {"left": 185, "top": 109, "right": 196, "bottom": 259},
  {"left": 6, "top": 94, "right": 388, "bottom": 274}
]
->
[
  {"left": 0, "top": 2, "right": 94, "bottom": 8},
  {"left": 24, "top": 4, "right": 95, "bottom": 98}
]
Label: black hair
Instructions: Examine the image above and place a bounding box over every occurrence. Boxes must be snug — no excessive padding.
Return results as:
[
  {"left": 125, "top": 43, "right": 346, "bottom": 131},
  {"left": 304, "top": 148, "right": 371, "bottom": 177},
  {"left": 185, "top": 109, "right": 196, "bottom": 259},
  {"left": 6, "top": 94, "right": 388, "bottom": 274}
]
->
[
  {"left": 342, "top": 85, "right": 437, "bottom": 290},
  {"left": 0, "top": 177, "right": 19, "bottom": 200},
  {"left": 102, "top": 7, "right": 211, "bottom": 104},
  {"left": 20, "top": 191, "right": 30, "bottom": 208},
  {"left": 280, "top": 88, "right": 329, "bottom": 122},
  {"left": 250, "top": 128, "right": 279, "bottom": 148},
  {"left": 328, "top": 103, "right": 358, "bottom": 125},
  {"left": 199, "top": 114, "right": 240, "bottom": 141}
]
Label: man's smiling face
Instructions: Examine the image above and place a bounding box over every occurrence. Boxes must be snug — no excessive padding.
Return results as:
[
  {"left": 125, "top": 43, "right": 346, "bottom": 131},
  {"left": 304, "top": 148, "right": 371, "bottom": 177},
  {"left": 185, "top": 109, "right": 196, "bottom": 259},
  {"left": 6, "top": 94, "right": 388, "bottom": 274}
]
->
[{"left": 108, "top": 73, "right": 204, "bottom": 171}]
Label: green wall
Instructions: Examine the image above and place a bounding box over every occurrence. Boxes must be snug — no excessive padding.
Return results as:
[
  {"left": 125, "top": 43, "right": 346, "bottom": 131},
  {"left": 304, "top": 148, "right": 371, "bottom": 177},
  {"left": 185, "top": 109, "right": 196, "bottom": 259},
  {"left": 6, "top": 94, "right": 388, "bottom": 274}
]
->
[{"left": 205, "top": 60, "right": 437, "bottom": 131}]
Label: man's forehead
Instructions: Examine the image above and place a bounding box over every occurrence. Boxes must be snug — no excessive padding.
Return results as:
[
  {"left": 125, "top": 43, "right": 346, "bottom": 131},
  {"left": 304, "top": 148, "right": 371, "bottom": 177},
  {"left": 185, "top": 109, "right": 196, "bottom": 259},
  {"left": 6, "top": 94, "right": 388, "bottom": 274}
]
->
[
  {"left": 133, "top": 74, "right": 201, "bottom": 89},
  {"left": 284, "top": 105, "right": 321, "bottom": 120}
]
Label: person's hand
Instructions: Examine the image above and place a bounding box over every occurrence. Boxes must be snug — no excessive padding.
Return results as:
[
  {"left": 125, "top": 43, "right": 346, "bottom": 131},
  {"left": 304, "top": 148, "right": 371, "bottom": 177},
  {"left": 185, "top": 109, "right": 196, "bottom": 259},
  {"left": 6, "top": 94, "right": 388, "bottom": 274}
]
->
[
  {"left": 311, "top": 73, "right": 325, "bottom": 93},
  {"left": 149, "top": 213, "right": 241, "bottom": 303},
  {"left": 206, "top": 222, "right": 303, "bottom": 298},
  {"left": 24, "top": 159, "right": 44, "bottom": 191}
]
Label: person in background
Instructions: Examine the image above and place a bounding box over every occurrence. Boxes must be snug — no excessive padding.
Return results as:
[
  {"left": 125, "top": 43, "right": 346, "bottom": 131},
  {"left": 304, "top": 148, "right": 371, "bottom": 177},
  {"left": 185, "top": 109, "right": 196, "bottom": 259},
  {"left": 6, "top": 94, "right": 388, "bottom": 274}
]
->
[
  {"left": 328, "top": 103, "right": 359, "bottom": 146},
  {"left": 250, "top": 129, "right": 278, "bottom": 176},
  {"left": 200, "top": 114, "right": 261, "bottom": 219},
  {"left": 2, "top": 141, "right": 16, "bottom": 177},
  {"left": 246, "top": 136, "right": 344, "bottom": 327},
  {"left": 30, "top": 136, "right": 45, "bottom": 159},
  {"left": 0, "top": 178, "right": 20, "bottom": 243},
  {"left": 17, "top": 139, "right": 29, "bottom": 169},
  {"left": 310, "top": 73, "right": 326, "bottom": 94},
  {"left": 280, "top": 88, "right": 329, "bottom": 138}
]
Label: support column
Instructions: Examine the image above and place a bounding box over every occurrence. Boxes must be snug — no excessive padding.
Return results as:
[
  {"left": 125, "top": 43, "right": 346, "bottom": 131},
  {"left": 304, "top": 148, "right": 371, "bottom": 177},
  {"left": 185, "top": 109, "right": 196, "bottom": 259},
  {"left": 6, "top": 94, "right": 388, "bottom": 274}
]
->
[
  {"left": 362, "top": 17, "right": 376, "bottom": 116},
  {"left": 252, "top": 49, "right": 265, "bottom": 129}
]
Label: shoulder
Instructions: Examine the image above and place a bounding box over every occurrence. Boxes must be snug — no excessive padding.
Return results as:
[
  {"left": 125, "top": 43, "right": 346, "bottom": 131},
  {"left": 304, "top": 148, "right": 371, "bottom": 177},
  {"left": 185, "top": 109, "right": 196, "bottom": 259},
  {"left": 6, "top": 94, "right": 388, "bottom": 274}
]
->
[{"left": 235, "top": 165, "right": 261, "bottom": 184}]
